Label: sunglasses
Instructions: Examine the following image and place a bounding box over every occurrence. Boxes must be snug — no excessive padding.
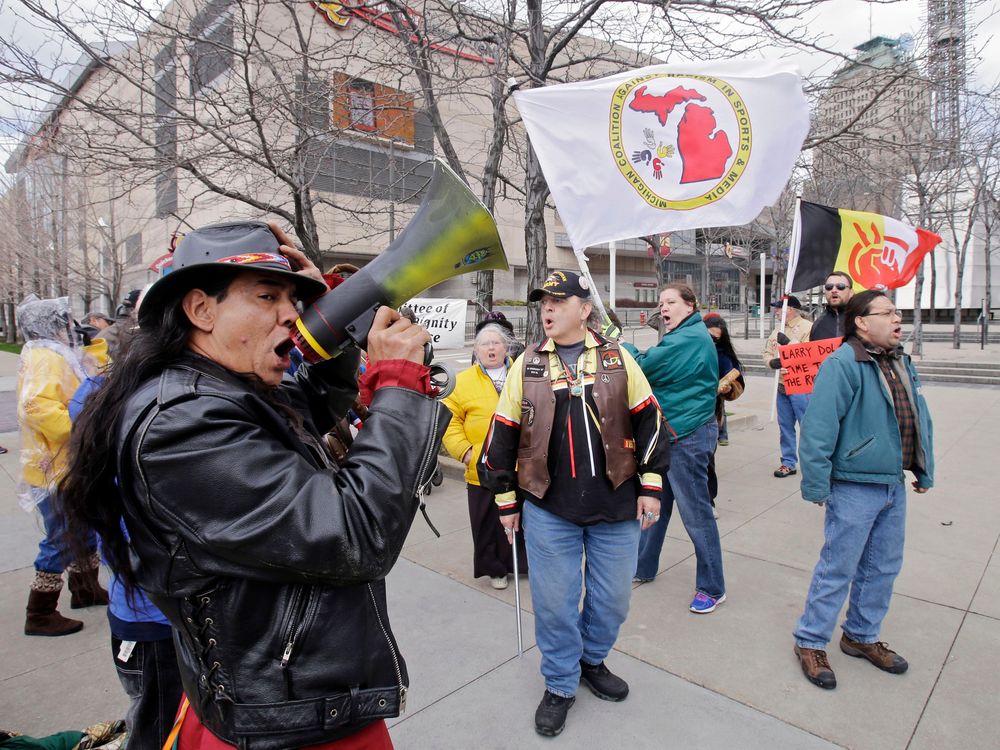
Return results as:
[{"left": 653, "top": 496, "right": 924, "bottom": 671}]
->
[{"left": 824, "top": 283, "right": 849, "bottom": 291}]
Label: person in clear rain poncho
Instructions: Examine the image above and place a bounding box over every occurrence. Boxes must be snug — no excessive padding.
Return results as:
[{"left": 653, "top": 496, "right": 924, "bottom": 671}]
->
[{"left": 16, "top": 295, "right": 109, "bottom": 636}]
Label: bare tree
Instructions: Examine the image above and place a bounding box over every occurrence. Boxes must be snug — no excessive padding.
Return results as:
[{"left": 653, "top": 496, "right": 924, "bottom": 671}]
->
[
  {"left": 982, "top": 187, "right": 999, "bottom": 337},
  {"left": 2, "top": 0, "right": 450, "bottom": 269},
  {"left": 4, "top": 0, "right": 977, "bottom": 341},
  {"left": 940, "top": 90, "right": 1000, "bottom": 348},
  {"left": 894, "top": 110, "right": 956, "bottom": 355}
]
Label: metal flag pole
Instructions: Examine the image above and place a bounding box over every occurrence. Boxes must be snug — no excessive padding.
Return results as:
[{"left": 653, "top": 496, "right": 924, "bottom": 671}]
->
[
  {"left": 769, "top": 297, "right": 789, "bottom": 423},
  {"left": 511, "top": 527, "right": 524, "bottom": 656},
  {"left": 769, "top": 197, "right": 803, "bottom": 423},
  {"left": 573, "top": 247, "right": 616, "bottom": 336}
]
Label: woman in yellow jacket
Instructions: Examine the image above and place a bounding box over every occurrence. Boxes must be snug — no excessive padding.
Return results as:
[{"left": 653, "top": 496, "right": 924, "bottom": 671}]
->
[
  {"left": 443, "top": 320, "right": 528, "bottom": 589},
  {"left": 16, "top": 295, "right": 109, "bottom": 636}
]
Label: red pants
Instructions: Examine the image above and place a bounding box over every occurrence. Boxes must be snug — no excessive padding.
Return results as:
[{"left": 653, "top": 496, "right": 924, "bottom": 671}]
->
[{"left": 171, "top": 697, "right": 394, "bottom": 750}]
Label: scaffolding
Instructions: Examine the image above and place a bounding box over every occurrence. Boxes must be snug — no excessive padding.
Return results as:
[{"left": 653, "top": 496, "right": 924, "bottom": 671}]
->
[{"left": 927, "top": 0, "right": 966, "bottom": 146}]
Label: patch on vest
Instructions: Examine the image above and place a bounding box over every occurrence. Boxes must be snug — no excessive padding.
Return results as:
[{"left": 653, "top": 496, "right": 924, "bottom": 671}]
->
[
  {"left": 521, "top": 398, "right": 536, "bottom": 426},
  {"left": 524, "top": 363, "right": 547, "bottom": 379},
  {"left": 623, "top": 438, "right": 635, "bottom": 450},
  {"left": 600, "top": 350, "right": 623, "bottom": 370}
]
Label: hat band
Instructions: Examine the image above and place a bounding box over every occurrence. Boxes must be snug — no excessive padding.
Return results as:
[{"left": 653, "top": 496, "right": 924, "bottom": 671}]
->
[{"left": 217, "top": 252, "right": 291, "bottom": 268}]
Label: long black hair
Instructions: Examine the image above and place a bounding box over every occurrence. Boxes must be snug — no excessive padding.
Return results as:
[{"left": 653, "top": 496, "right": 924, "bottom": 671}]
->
[
  {"left": 842, "top": 289, "right": 888, "bottom": 341},
  {"left": 57, "top": 268, "right": 238, "bottom": 593},
  {"left": 702, "top": 314, "right": 743, "bottom": 372}
]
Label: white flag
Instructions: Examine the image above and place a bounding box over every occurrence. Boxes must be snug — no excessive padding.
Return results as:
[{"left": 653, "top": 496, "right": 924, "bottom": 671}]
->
[{"left": 513, "top": 60, "right": 809, "bottom": 251}]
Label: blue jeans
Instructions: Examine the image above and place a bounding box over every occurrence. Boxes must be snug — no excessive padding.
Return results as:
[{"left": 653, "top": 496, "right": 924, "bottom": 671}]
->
[
  {"left": 635, "top": 418, "right": 725, "bottom": 598},
  {"left": 33, "top": 491, "right": 96, "bottom": 574},
  {"left": 794, "top": 481, "right": 907, "bottom": 649},
  {"left": 523, "top": 502, "right": 640, "bottom": 698},
  {"left": 777, "top": 390, "right": 810, "bottom": 468}
]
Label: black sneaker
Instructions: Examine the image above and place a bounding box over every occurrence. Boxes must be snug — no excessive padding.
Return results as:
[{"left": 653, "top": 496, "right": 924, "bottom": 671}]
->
[
  {"left": 534, "top": 690, "right": 575, "bottom": 736},
  {"left": 579, "top": 660, "right": 629, "bottom": 701}
]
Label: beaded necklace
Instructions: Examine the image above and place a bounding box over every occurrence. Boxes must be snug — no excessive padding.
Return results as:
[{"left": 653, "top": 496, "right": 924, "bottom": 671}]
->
[
  {"left": 554, "top": 339, "right": 586, "bottom": 397},
  {"left": 556, "top": 356, "right": 585, "bottom": 397}
]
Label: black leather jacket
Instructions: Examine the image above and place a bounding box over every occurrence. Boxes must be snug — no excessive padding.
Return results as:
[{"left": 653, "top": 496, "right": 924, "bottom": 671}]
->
[{"left": 116, "top": 352, "right": 449, "bottom": 749}]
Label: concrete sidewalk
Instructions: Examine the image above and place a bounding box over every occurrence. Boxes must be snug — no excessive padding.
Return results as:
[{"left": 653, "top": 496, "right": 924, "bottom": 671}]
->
[{"left": 0, "top": 349, "right": 997, "bottom": 749}]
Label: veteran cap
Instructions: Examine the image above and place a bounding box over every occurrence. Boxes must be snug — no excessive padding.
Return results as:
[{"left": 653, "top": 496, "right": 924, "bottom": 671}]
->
[{"left": 528, "top": 270, "right": 591, "bottom": 302}]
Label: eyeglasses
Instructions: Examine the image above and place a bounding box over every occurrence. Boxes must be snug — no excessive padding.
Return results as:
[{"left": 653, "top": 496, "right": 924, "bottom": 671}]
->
[
  {"left": 824, "top": 283, "right": 848, "bottom": 291},
  {"left": 864, "top": 310, "right": 902, "bottom": 319}
]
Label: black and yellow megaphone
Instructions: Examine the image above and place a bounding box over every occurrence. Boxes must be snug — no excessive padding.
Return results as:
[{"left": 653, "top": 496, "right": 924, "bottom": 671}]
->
[{"left": 290, "top": 159, "right": 508, "bottom": 363}]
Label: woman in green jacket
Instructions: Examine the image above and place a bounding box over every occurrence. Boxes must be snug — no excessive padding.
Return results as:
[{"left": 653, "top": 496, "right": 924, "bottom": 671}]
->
[{"left": 623, "top": 283, "right": 726, "bottom": 613}]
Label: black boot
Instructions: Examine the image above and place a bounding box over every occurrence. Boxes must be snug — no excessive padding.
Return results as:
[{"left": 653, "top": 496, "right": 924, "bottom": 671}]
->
[
  {"left": 25, "top": 588, "right": 83, "bottom": 637},
  {"left": 579, "top": 660, "right": 629, "bottom": 701},
  {"left": 534, "top": 690, "right": 575, "bottom": 736}
]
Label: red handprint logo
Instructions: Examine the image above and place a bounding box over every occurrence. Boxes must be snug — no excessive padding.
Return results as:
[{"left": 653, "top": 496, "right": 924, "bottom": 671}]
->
[{"left": 848, "top": 221, "right": 911, "bottom": 290}]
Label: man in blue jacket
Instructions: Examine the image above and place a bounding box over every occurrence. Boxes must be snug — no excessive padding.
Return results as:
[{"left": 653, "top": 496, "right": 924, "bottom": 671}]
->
[{"left": 793, "top": 290, "right": 934, "bottom": 689}]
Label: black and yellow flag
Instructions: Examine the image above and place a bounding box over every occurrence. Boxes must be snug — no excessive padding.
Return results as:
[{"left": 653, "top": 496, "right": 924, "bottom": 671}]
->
[{"left": 789, "top": 201, "right": 941, "bottom": 292}]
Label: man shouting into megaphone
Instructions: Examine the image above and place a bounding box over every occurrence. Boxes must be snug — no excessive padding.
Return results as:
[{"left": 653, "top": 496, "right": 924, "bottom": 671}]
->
[{"left": 57, "top": 220, "right": 450, "bottom": 749}]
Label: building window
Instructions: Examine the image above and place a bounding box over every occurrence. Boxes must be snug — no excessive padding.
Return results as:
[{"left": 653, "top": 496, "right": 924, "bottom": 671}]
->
[
  {"left": 154, "top": 43, "right": 177, "bottom": 218},
  {"left": 190, "top": 0, "right": 233, "bottom": 95},
  {"left": 331, "top": 73, "right": 415, "bottom": 145},
  {"left": 156, "top": 172, "right": 178, "bottom": 218},
  {"left": 348, "top": 80, "right": 376, "bottom": 131},
  {"left": 125, "top": 233, "right": 143, "bottom": 266}
]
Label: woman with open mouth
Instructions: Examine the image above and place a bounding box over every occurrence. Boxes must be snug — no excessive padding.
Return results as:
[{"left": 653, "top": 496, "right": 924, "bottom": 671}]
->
[{"left": 623, "top": 283, "right": 727, "bottom": 615}]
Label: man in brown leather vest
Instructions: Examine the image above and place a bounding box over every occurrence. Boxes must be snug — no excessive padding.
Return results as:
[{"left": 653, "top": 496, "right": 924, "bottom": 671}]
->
[{"left": 479, "top": 270, "right": 670, "bottom": 738}]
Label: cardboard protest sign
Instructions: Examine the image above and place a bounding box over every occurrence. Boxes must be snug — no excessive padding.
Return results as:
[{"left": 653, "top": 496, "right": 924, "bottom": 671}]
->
[
  {"left": 403, "top": 298, "right": 467, "bottom": 348},
  {"left": 778, "top": 337, "right": 842, "bottom": 395}
]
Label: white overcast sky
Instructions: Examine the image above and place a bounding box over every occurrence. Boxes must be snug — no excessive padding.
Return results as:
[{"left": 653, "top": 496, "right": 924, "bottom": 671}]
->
[
  {"left": 782, "top": 0, "right": 1000, "bottom": 85},
  {"left": 1, "top": 0, "right": 998, "bottom": 173}
]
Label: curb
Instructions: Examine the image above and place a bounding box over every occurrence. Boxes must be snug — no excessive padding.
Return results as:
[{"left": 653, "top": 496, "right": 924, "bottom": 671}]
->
[
  {"left": 438, "top": 452, "right": 467, "bottom": 483},
  {"left": 725, "top": 411, "right": 758, "bottom": 431}
]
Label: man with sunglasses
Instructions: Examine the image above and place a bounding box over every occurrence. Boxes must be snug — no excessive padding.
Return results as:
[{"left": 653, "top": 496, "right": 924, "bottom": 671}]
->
[
  {"left": 793, "top": 290, "right": 934, "bottom": 690},
  {"left": 810, "top": 272, "right": 855, "bottom": 341}
]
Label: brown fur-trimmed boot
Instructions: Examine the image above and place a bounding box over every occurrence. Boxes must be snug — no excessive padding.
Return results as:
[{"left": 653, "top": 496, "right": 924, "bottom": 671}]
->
[
  {"left": 67, "top": 553, "right": 109, "bottom": 609},
  {"left": 25, "top": 573, "right": 83, "bottom": 636}
]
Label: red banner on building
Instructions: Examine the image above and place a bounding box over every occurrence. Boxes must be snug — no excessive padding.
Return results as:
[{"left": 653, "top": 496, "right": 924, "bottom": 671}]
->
[
  {"left": 311, "top": 2, "right": 495, "bottom": 63},
  {"left": 778, "top": 337, "right": 842, "bottom": 395}
]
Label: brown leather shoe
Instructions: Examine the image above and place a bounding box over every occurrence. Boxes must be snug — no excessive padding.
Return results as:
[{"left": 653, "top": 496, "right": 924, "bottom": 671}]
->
[
  {"left": 840, "top": 635, "right": 908, "bottom": 674},
  {"left": 794, "top": 644, "right": 836, "bottom": 689},
  {"left": 25, "top": 589, "right": 83, "bottom": 637}
]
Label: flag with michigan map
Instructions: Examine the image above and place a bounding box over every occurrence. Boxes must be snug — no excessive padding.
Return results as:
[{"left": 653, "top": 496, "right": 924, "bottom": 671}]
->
[{"left": 512, "top": 60, "right": 809, "bottom": 251}]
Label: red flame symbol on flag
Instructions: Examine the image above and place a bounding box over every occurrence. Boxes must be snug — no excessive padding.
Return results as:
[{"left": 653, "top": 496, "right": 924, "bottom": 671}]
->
[{"left": 848, "top": 221, "right": 911, "bottom": 290}]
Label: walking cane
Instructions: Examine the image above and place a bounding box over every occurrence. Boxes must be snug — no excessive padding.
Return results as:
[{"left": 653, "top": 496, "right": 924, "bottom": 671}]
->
[{"left": 511, "top": 526, "right": 524, "bottom": 657}]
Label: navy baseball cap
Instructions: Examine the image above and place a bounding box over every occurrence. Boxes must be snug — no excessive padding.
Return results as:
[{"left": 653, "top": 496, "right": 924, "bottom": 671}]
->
[{"left": 528, "top": 270, "right": 591, "bottom": 302}]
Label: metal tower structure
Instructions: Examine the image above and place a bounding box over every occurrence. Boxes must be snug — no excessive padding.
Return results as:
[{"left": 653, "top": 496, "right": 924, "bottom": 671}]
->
[{"left": 927, "top": 0, "right": 966, "bottom": 145}]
